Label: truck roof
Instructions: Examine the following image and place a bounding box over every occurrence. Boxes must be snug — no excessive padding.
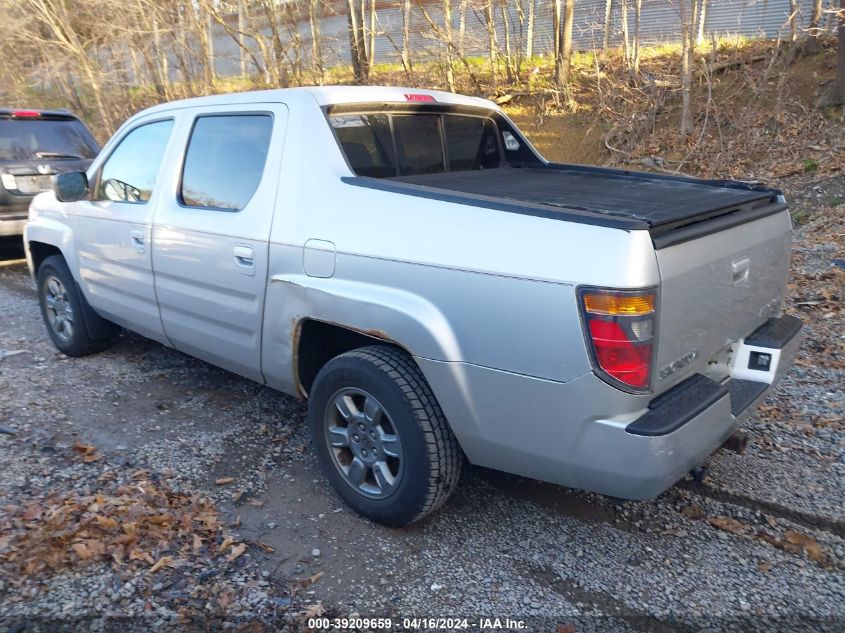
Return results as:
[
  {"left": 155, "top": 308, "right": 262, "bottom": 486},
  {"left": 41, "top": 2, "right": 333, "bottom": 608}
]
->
[{"left": 138, "top": 86, "right": 500, "bottom": 118}]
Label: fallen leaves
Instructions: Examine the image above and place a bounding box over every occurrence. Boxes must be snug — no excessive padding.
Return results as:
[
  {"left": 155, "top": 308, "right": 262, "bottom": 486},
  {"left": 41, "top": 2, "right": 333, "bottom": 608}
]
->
[
  {"left": 0, "top": 473, "right": 249, "bottom": 583},
  {"left": 227, "top": 543, "right": 247, "bottom": 562},
  {"left": 73, "top": 441, "right": 101, "bottom": 463},
  {"left": 708, "top": 515, "right": 751, "bottom": 536}
]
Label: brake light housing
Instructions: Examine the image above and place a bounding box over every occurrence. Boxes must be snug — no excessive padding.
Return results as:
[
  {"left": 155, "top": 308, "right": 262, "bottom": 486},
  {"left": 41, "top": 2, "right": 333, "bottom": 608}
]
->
[
  {"left": 12, "top": 110, "right": 40, "bottom": 118},
  {"left": 579, "top": 287, "right": 657, "bottom": 392}
]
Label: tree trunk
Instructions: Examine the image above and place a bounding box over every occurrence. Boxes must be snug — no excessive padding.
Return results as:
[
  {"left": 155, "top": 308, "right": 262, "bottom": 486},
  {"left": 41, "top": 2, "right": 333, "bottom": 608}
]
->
[
  {"left": 485, "top": 0, "right": 498, "bottom": 88},
  {"left": 401, "top": 0, "right": 412, "bottom": 75},
  {"left": 347, "top": 0, "right": 369, "bottom": 83},
  {"left": 696, "top": 0, "right": 707, "bottom": 44},
  {"left": 459, "top": 0, "right": 467, "bottom": 58},
  {"left": 526, "top": 0, "right": 535, "bottom": 59},
  {"left": 788, "top": 0, "right": 799, "bottom": 42},
  {"left": 679, "top": 0, "right": 693, "bottom": 136},
  {"left": 621, "top": 0, "right": 630, "bottom": 71},
  {"left": 631, "top": 0, "right": 641, "bottom": 77},
  {"left": 562, "top": 0, "right": 574, "bottom": 83},
  {"left": 603, "top": 0, "right": 613, "bottom": 54},
  {"left": 238, "top": 0, "right": 248, "bottom": 77},
  {"left": 500, "top": 0, "right": 514, "bottom": 84},
  {"left": 310, "top": 0, "right": 326, "bottom": 84},
  {"left": 817, "top": 0, "right": 845, "bottom": 107},
  {"left": 444, "top": 0, "right": 455, "bottom": 91}
]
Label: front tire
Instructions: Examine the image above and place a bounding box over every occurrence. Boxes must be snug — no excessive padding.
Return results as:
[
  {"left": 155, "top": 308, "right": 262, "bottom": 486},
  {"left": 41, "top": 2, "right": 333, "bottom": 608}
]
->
[
  {"left": 36, "top": 255, "right": 115, "bottom": 357},
  {"left": 308, "top": 345, "right": 462, "bottom": 527}
]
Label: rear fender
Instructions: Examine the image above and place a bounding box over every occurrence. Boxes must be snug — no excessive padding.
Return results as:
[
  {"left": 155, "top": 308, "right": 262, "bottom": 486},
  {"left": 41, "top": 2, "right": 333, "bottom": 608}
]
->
[{"left": 261, "top": 273, "right": 462, "bottom": 396}]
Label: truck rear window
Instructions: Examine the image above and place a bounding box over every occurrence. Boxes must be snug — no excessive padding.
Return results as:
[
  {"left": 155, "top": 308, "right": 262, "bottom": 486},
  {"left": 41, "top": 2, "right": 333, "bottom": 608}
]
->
[
  {"left": 0, "top": 118, "right": 98, "bottom": 161},
  {"left": 329, "top": 112, "right": 501, "bottom": 178}
]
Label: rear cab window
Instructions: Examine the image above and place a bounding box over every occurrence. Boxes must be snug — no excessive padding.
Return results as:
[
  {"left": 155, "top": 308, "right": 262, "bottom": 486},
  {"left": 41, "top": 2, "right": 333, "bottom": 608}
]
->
[{"left": 328, "top": 107, "right": 515, "bottom": 178}]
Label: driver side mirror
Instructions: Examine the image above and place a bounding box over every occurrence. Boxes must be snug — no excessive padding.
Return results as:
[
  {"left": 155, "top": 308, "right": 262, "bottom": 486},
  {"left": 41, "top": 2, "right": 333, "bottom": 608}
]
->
[{"left": 55, "top": 171, "right": 89, "bottom": 202}]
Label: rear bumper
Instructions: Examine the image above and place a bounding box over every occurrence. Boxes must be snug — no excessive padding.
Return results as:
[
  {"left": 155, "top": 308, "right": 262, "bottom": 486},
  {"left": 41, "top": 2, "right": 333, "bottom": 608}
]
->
[
  {"left": 0, "top": 215, "right": 27, "bottom": 237},
  {"left": 419, "top": 315, "right": 802, "bottom": 500},
  {"left": 0, "top": 197, "right": 30, "bottom": 237}
]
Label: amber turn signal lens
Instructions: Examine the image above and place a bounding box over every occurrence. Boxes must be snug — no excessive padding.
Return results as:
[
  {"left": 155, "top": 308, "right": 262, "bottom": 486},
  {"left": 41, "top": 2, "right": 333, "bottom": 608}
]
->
[{"left": 582, "top": 292, "right": 655, "bottom": 316}]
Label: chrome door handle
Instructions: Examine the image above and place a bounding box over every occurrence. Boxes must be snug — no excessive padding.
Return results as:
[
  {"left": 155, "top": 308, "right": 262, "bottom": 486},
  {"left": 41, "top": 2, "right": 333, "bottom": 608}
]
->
[
  {"left": 233, "top": 245, "right": 255, "bottom": 276},
  {"left": 130, "top": 228, "right": 145, "bottom": 253}
]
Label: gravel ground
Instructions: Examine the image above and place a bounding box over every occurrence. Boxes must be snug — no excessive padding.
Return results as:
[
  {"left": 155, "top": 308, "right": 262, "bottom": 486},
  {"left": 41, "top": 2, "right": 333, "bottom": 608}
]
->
[{"left": 0, "top": 175, "right": 843, "bottom": 633}]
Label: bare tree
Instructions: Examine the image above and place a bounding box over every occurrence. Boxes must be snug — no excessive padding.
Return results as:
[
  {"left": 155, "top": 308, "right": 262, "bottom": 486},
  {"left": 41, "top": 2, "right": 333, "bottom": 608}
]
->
[
  {"left": 621, "top": 0, "right": 630, "bottom": 71},
  {"left": 553, "top": 0, "right": 574, "bottom": 85},
  {"left": 679, "top": 0, "right": 694, "bottom": 136},
  {"left": 444, "top": 0, "right": 456, "bottom": 92},
  {"left": 817, "top": 1, "right": 845, "bottom": 107},
  {"left": 631, "top": 0, "right": 641, "bottom": 77},
  {"left": 525, "top": 0, "right": 535, "bottom": 59},
  {"left": 696, "top": 0, "right": 708, "bottom": 44},
  {"left": 347, "top": 0, "right": 369, "bottom": 83},
  {"left": 485, "top": 0, "right": 499, "bottom": 88},
  {"left": 310, "top": 0, "right": 326, "bottom": 84},
  {"left": 401, "top": 0, "right": 412, "bottom": 76},
  {"left": 603, "top": 0, "right": 613, "bottom": 54},
  {"left": 788, "top": 0, "right": 800, "bottom": 42}
]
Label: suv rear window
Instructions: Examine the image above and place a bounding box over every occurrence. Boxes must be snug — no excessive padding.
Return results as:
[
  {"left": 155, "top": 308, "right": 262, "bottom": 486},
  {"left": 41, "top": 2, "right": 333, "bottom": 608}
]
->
[
  {"left": 0, "top": 117, "right": 98, "bottom": 161},
  {"left": 329, "top": 112, "right": 502, "bottom": 178}
]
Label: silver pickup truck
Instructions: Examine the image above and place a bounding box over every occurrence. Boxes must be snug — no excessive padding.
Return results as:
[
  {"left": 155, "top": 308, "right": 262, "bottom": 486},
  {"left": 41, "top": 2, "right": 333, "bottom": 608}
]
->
[{"left": 24, "top": 86, "right": 802, "bottom": 526}]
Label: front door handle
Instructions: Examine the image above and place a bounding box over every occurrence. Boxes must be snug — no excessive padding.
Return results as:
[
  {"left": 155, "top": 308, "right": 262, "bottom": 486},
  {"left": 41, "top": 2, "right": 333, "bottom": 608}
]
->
[
  {"left": 129, "top": 228, "right": 145, "bottom": 253},
  {"left": 233, "top": 245, "right": 255, "bottom": 276}
]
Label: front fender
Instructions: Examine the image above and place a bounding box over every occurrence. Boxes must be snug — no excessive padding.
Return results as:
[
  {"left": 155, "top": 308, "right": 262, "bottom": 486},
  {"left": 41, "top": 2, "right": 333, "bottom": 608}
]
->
[
  {"left": 24, "top": 199, "right": 78, "bottom": 282},
  {"left": 261, "top": 273, "right": 463, "bottom": 395}
]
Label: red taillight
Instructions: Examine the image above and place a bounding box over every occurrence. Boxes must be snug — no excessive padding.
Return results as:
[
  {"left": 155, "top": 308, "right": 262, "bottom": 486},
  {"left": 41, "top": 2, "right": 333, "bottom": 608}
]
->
[
  {"left": 404, "top": 93, "right": 436, "bottom": 102},
  {"left": 581, "top": 288, "right": 656, "bottom": 391},
  {"left": 12, "top": 110, "right": 40, "bottom": 118}
]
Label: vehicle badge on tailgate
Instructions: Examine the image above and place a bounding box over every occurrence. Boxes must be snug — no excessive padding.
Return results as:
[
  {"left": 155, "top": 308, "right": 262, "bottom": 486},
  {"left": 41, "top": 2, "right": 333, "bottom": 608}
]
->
[
  {"left": 36, "top": 164, "right": 51, "bottom": 175},
  {"left": 659, "top": 350, "right": 698, "bottom": 380}
]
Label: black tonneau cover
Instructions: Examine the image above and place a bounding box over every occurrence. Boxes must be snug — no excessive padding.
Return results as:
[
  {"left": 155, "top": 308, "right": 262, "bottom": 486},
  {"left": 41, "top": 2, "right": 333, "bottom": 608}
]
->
[{"left": 391, "top": 164, "right": 778, "bottom": 235}]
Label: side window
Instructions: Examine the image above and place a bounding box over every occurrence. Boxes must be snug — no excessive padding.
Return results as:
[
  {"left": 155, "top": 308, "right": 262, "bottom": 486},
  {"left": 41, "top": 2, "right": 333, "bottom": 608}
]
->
[
  {"left": 329, "top": 114, "right": 396, "bottom": 178},
  {"left": 444, "top": 116, "right": 501, "bottom": 171},
  {"left": 97, "top": 119, "right": 173, "bottom": 203},
  {"left": 393, "top": 114, "right": 445, "bottom": 176},
  {"left": 180, "top": 114, "right": 273, "bottom": 211}
]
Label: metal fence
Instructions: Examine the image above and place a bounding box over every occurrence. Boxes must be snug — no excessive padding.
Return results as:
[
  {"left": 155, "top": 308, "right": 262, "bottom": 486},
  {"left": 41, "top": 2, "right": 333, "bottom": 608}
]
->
[{"left": 204, "top": 0, "right": 837, "bottom": 77}]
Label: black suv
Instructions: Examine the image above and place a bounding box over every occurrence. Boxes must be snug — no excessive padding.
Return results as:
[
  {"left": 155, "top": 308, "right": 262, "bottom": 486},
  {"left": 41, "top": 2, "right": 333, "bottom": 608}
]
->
[{"left": 1, "top": 109, "right": 99, "bottom": 237}]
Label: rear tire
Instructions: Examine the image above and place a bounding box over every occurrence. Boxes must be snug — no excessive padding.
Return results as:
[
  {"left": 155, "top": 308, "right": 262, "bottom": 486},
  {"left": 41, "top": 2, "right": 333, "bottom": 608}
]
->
[
  {"left": 36, "top": 255, "right": 116, "bottom": 357},
  {"left": 308, "top": 345, "right": 462, "bottom": 527}
]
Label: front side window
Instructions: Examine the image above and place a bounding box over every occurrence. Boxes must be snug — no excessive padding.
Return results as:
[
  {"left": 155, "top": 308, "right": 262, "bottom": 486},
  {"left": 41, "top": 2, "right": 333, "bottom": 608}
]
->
[
  {"left": 329, "top": 111, "right": 502, "bottom": 178},
  {"left": 180, "top": 114, "right": 273, "bottom": 211},
  {"left": 97, "top": 119, "right": 173, "bottom": 203}
]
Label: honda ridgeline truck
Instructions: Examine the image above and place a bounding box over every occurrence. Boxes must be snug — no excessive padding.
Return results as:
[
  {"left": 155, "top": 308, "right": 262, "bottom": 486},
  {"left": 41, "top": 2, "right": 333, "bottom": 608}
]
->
[{"left": 24, "top": 87, "right": 802, "bottom": 526}]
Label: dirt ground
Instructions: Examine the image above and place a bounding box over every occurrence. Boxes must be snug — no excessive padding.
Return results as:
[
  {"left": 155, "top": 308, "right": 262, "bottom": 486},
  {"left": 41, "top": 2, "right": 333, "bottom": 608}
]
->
[{"left": 0, "top": 165, "right": 843, "bottom": 632}]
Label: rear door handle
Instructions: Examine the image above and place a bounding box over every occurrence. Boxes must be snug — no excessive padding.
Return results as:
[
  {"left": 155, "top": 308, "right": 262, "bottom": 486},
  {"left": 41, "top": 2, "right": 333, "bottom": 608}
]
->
[
  {"left": 233, "top": 245, "right": 255, "bottom": 276},
  {"left": 130, "top": 228, "right": 145, "bottom": 253}
]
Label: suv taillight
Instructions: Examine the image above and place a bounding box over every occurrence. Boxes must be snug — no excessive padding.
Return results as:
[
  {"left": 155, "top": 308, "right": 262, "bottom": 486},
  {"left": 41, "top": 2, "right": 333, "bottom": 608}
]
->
[{"left": 579, "top": 288, "right": 656, "bottom": 392}]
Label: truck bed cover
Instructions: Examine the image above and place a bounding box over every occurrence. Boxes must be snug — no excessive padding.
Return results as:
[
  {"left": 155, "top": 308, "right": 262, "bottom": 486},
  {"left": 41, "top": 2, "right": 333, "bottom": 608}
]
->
[{"left": 389, "top": 165, "right": 778, "bottom": 240}]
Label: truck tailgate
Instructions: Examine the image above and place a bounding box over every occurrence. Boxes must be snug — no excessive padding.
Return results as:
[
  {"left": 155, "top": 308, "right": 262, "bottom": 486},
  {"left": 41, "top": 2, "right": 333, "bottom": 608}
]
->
[{"left": 653, "top": 208, "right": 793, "bottom": 393}]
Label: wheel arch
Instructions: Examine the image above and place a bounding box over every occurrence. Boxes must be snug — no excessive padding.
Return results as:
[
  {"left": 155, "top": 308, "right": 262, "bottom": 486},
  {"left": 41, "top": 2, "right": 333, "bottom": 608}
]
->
[{"left": 295, "top": 318, "right": 412, "bottom": 396}]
